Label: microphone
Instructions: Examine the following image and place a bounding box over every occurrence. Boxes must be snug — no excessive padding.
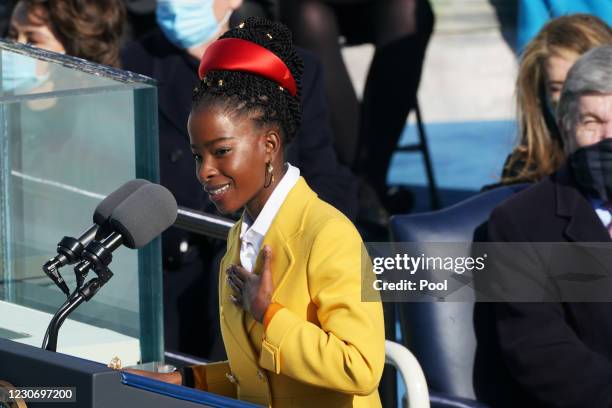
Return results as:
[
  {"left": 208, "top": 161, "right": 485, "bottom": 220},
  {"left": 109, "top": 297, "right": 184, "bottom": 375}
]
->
[
  {"left": 74, "top": 183, "right": 178, "bottom": 278},
  {"left": 42, "top": 184, "right": 176, "bottom": 353},
  {"left": 42, "top": 179, "right": 150, "bottom": 296}
]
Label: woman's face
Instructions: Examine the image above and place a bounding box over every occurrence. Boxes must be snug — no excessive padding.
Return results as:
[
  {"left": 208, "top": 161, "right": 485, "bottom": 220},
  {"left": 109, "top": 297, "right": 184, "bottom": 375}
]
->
[
  {"left": 544, "top": 51, "right": 580, "bottom": 107},
  {"left": 8, "top": 1, "right": 65, "bottom": 54},
  {"left": 188, "top": 106, "right": 280, "bottom": 216}
]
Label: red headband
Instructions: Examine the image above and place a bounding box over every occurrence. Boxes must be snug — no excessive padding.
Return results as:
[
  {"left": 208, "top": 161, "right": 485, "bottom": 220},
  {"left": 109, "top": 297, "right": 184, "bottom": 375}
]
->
[{"left": 198, "top": 38, "right": 298, "bottom": 97}]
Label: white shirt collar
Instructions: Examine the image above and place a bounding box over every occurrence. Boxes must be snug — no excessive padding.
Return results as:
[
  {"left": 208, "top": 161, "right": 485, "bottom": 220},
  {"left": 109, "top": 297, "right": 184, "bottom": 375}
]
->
[
  {"left": 239, "top": 163, "right": 300, "bottom": 272},
  {"left": 590, "top": 197, "right": 612, "bottom": 228}
]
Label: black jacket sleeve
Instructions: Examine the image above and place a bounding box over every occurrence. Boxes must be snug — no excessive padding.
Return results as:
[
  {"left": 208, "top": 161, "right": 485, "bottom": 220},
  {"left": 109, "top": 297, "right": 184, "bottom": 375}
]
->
[
  {"left": 487, "top": 205, "right": 612, "bottom": 408},
  {"left": 286, "top": 49, "right": 359, "bottom": 221}
]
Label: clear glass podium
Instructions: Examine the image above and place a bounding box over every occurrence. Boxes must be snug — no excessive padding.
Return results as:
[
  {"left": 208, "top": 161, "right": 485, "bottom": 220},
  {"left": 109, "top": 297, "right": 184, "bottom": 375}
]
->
[{"left": 0, "top": 40, "right": 163, "bottom": 365}]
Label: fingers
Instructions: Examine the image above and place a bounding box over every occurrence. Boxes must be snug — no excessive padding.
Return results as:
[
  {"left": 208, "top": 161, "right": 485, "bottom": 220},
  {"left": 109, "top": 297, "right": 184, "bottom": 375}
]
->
[
  {"left": 226, "top": 265, "right": 245, "bottom": 283},
  {"left": 231, "top": 264, "right": 250, "bottom": 281},
  {"left": 225, "top": 266, "right": 244, "bottom": 291},
  {"left": 261, "top": 245, "right": 273, "bottom": 287},
  {"left": 123, "top": 368, "right": 175, "bottom": 383},
  {"left": 225, "top": 265, "right": 245, "bottom": 309},
  {"left": 230, "top": 294, "right": 242, "bottom": 306},
  {"left": 262, "top": 245, "right": 272, "bottom": 271},
  {"left": 225, "top": 251, "right": 275, "bottom": 314},
  {"left": 226, "top": 276, "right": 239, "bottom": 292},
  {"left": 226, "top": 268, "right": 244, "bottom": 304}
]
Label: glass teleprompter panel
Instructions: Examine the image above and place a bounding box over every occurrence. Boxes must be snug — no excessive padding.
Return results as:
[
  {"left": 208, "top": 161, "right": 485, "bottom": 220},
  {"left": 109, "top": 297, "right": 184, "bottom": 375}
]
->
[{"left": 0, "top": 40, "right": 162, "bottom": 363}]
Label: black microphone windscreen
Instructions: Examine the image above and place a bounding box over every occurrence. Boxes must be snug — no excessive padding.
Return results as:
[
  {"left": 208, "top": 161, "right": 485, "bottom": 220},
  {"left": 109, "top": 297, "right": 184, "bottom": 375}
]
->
[
  {"left": 110, "top": 184, "right": 178, "bottom": 249},
  {"left": 93, "top": 179, "right": 150, "bottom": 225}
]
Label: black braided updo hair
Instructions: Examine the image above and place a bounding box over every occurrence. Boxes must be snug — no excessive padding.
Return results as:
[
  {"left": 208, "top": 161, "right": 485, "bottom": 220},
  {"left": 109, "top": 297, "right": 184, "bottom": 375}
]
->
[{"left": 192, "top": 17, "right": 304, "bottom": 145}]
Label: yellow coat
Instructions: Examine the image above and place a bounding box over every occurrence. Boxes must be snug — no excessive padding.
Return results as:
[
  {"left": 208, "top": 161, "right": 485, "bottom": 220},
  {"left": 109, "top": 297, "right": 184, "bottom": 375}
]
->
[{"left": 191, "top": 177, "right": 385, "bottom": 407}]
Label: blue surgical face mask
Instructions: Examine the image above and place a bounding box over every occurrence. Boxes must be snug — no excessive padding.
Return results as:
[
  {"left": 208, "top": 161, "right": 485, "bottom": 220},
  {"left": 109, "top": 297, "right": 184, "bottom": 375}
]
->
[
  {"left": 1, "top": 51, "right": 49, "bottom": 93},
  {"left": 156, "top": 0, "right": 232, "bottom": 50}
]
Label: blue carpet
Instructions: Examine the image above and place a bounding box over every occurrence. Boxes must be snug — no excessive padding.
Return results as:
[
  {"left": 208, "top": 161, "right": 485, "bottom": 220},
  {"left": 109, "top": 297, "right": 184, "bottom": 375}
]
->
[{"left": 387, "top": 119, "right": 517, "bottom": 212}]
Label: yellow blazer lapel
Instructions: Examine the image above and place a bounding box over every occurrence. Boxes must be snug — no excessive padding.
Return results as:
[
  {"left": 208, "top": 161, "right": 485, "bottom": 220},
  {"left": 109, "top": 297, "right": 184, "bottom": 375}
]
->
[
  {"left": 244, "top": 226, "right": 294, "bottom": 334},
  {"left": 220, "top": 220, "right": 258, "bottom": 364},
  {"left": 254, "top": 177, "right": 316, "bottom": 297},
  {"left": 252, "top": 225, "right": 294, "bottom": 297},
  {"left": 224, "top": 178, "right": 317, "bottom": 346},
  {"left": 245, "top": 178, "right": 315, "bottom": 333}
]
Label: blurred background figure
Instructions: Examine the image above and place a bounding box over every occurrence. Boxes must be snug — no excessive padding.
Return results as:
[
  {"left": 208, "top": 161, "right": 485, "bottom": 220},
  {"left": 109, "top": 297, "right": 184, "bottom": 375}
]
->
[
  {"left": 121, "top": 0, "right": 358, "bottom": 359},
  {"left": 6, "top": 0, "right": 125, "bottom": 67},
  {"left": 120, "top": 0, "right": 278, "bottom": 41},
  {"left": 0, "top": 1, "right": 16, "bottom": 36},
  {"left": 280, "top": 0, "right": 434, "bottom": 215},
  {"left": 517, "top": 0, "right": 612, "bottom": 53},
  {"left": 231, "top": 0, "right": 276, "bottom": 23},
  {"left": 123, "top": 0, "right": 156, "bottom": 40},
  {"left": 496, "top": 14, "right": 612, "bottom": 188},
  {"left": 2, "top": 0, "right": 128, "bottom": 177}
]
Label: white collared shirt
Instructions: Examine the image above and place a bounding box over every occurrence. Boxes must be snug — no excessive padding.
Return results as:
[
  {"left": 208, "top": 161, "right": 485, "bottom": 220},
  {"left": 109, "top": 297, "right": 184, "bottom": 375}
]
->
[
  {"left": 590, "top": 197, "right": 612, "bottom": 228},
  {"left": 239, "top": 163, "right": 300, "bottom": 272}
]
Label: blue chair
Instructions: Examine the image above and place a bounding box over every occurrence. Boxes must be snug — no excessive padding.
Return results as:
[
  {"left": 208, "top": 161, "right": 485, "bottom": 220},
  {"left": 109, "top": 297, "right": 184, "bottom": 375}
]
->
[{"left": 389, "top": 183, "right": 530, "bottom": 406}]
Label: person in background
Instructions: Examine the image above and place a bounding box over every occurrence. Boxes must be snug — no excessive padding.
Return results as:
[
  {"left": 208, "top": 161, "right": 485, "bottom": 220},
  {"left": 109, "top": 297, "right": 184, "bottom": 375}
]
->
[
  {"left": 126, "top": 18, "right": 385, "bottom": 407},
  {"left": 0, "top": 1, "right": 16, "bottom": 36},
  {"left": 495, "top": 14, "right": 612, "bottom": 188},
  {"left": 120, "top": 0, "right": 277, "bottom": 42},
  {"left": 7, "top": 0, "right": 125, "bottom": 67},
  {"left": 517, "top": 0, "right": 612, "bottom": 53},
  {"left": 4, "top": 0, "right": 126, "bottom": 165},
  {"left": 475, "top": 45, "right": 612, "bottom": 408},
  {"left": 231, "top": 0, "right": 276, "bottom": 23},
  {"left": 123, "top": 0, "right": 157, "bottom": 40},
  {"left": 121, "top": 0, "right": 359, "bottom": 360},
  {"left": 280, "top": 0, "right": 434, "bottom": 215}
]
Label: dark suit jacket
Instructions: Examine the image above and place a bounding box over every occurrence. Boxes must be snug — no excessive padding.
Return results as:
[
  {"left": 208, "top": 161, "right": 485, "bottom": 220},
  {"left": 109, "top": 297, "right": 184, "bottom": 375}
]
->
[
  {"left": 474, "top": 165, "right": 612, "bottom": 408},
  {"left": 120, "top": 31, "right": 358, "bottom": 357}
]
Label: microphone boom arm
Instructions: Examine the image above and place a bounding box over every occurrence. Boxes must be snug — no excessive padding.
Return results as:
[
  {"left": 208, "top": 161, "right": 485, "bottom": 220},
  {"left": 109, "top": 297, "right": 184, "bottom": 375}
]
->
[{"left": 42, "top": 265, "right": 114, "bottom": 352}]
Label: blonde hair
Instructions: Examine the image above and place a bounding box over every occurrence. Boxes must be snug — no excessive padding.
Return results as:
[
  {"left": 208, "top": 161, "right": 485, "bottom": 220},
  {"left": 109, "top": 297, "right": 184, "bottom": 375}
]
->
[{"left": 503, "top": 14, "right": 612, "bottom": 184}]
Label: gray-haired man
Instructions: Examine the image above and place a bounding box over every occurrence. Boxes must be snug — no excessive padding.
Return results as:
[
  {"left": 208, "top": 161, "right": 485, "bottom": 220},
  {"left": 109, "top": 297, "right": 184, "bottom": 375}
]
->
[{"left": 475, "top": 45, "right": 612, "bottom": 408}]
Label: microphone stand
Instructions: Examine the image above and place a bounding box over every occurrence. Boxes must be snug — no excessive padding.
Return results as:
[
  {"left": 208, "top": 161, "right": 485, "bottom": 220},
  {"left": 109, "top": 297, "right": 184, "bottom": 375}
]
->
[
  {"left": 42, "top": 240, "right": 116, "bottom": 352},
  {"left": 42, "top": 227, "right": 99, "bottom": 298}
]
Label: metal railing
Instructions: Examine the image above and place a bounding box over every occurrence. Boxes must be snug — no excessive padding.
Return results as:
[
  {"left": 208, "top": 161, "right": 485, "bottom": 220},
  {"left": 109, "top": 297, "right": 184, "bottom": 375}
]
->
[
  {"left": 385, "top": 340, "right": 430, "bottom": 408},
  {"left": 175, "top": 206, "right": 233, "bottom": 240}
]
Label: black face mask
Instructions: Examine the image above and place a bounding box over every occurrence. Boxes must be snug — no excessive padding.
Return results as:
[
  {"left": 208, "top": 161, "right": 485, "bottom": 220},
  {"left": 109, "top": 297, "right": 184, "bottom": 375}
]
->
[{"left": 570, "top": 138, "right": 612, "bottom": 202}]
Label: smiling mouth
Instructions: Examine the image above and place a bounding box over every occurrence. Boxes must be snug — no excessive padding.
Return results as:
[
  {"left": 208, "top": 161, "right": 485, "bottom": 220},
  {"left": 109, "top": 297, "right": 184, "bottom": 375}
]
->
[{"left": 206, "top": 184, "right": 230, "bottom": 199}]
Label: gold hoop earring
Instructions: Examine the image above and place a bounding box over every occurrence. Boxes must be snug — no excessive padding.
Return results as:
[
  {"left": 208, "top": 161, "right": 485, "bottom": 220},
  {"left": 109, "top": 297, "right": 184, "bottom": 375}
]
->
[{"left": 264, "top": 162, "right": 274, "bottom": 188}]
